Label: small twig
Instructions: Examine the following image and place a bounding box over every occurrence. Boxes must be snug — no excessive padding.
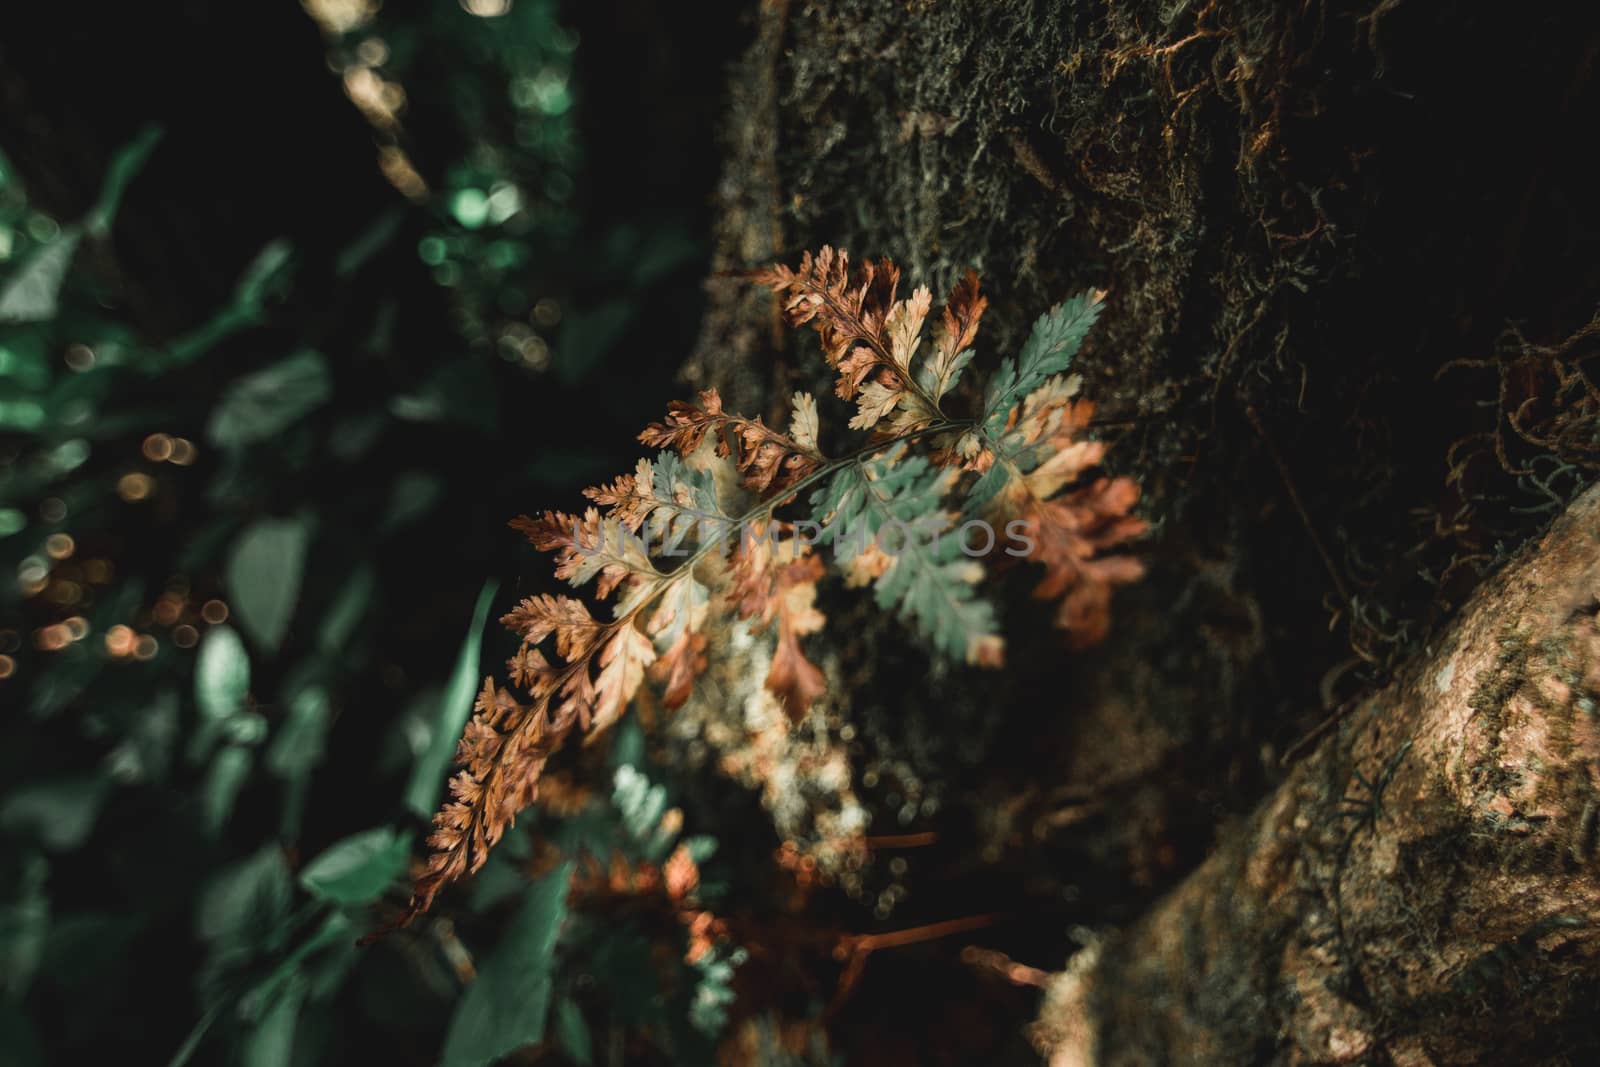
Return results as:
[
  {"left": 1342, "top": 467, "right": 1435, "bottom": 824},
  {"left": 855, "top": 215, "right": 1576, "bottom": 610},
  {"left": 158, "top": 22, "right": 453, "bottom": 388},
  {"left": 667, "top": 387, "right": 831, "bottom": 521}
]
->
[
  {"left": 961, "top": 945, "right": 1051, "bottom": 988},
  {"left": 836, "top": 913, "right": 1003, "bottom": 956},
  {"left": 1280, "top": 697, "right": 1359, "bottom": 767},
  {"left": 862, "top": 832, "right": 938, "bottom": 850},
  {"left": 829, "top": 913, "right": 1003, "bottom": 1013},
  {"left": 1246, "top": 403, "right": 1353, "bottom": 610}
]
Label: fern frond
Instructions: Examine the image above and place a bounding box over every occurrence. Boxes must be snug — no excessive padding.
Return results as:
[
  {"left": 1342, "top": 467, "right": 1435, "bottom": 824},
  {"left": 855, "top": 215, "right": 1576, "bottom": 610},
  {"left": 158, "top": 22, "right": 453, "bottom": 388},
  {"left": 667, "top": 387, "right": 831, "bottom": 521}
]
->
[
  {"left": 640, "top": 387, "right": 823, "bottom": 496},
  {"left": 755, "top": 246, "right": 946, "bottom": 433},
  {"left": 644, "top": 452, "right": 726, "bottom": 546},
  {"left": 510, "top": 509, "right": 657, "bottom": 600},
  {"left": 410, "top": 675, "right": 566, "bottom": 918},
  {"left": 645, "top": 574, "right": 713, "bottom": 708},
  {"left": 968, "top": 377, "right": 1146, "bottom": 646},
  {"left": 400, "top": 248, "right": 1144, "bottom": 927},
  {"left": 750, "top": 245, "right": 899, "bottom": 367},
  {"left": 980, "top": 289, "right": 1105, "bottom": 434},
  {"left": 810, "top": 445, "right": 1000, "bottom": 663},
  {"left": 588, "top": 624, "right": 656, "bottom": 733},
  {"left": 729, "top": 527, "right": 828, "bottom": 719},
  {"left": 788, "top": 390, "right": 820, "bottom": 452},
  {"left": 585, "top": 454, "right": 721, "bottom": 544},
  {"left": 501, "top": 593, "right": 603, "bottom": 659}
]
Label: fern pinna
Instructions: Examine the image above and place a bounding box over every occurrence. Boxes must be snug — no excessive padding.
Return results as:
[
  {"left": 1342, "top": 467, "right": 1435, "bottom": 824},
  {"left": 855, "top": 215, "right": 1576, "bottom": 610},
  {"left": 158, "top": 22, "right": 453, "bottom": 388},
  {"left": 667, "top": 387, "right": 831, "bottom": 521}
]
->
[{"left": 403, "top": 248, "right": 1147, "bottom": 921}]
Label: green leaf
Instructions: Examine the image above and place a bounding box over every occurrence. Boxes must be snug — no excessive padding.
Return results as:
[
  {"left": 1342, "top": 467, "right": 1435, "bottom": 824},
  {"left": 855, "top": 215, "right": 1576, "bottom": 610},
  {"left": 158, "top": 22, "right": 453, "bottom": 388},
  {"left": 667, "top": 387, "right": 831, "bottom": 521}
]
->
[
  {"left": 810, "top": 447, "right": 996, "bottom": 661},
  {"left": 689, "top": 944, "right": 743, "bottom": 1035},
  {"left": 265, "top": 684, "right": 332, "bottom": 838},
  {"left": 0, "top": 399, "right": 47, "bottom": 434},
  {"left": 0, "top": 853, "right": 49, "bottom": 998},
  {"left": 105, "top": 690, "right": 180, "bottom": 784},
  {"left": 613, "top": 765, "right": 673, "bottom": 860},
  {"left": 335, "top": 207, "right": 403, "bottom": 277},
  {"left": 238, "top": 912, "right": 355, "bottom": 1019},
  {"left": 553, "top": 998, "right": 593, "bottom": 1066},
  {"left": 240, "top": 977, "right": 304, "bottom": 1067},
  {"left": 379, "top": 473, "right": 443, "bottom": 534},
  {"left": 319, "top": 564, "right": 374, "bottom": 652},
  {"left": 440, "top": 863, "right": 572, "bottom": 1067},
  {"left": 197, "top": 846, "right": 292, "bottom": 951},
  {"left": 265, "top": 685, "right": 330, "bottom": 778},
  {"left": 202, "top": 746, "right": 254, "bottom": 837},
  {"left": 962, "top": 458, "right": 1012, "bottom": 518},
  {"left": 233, "top": 241, "right": 295, "bottom": 314},
  {"left": 405, "top": 579, "right": 499, "bottom": 817},
  {"left": 298, "top": 828, "right": 409, "bottom": 906},
  {"left": 0, "top": 775, "right": 110, "bottom": 851},
  {"left": 0, "top": 228, "right": 82, "bottom": 324},
  {"left": 193, "top": 625, "right": 250, "bottom": 763},
  {"left": 916, "top": 346, "right": 976, "bottom": 403},
  {"left": 164, "top": 243, "right": 294, "bottom": 368},
  {"left": 87, "top": 124, "right": 164, "bottom": 235},
  {"left": 207, "top": 349, "right": 332, "bottom": 448},
  {"left": 226, "top": 516, "right": 310, "bottom": 652},
  {"left": 387, "top": 360, "right": 496, "bottom": 427},
  {"left": 966, "top": 376, "right": 1087, "bottom": 518},
  {"left": 981, "top": 291, "right": 1102, "bottom": 433}
]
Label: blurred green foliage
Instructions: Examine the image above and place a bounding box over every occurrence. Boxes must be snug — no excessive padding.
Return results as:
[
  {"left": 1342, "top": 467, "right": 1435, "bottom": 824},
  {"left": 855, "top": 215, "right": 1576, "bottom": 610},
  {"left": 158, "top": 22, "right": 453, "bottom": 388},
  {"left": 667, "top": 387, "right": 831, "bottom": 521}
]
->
[{"left": 0, "top": 2, "right": 735, "bottom": 1064}]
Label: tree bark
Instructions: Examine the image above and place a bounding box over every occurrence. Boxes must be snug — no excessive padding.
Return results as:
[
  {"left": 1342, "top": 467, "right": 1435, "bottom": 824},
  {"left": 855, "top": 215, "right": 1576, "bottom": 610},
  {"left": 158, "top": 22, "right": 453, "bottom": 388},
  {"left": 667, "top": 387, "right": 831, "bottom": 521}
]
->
[
  {"left": 687, "top": 0, "right": 1600, "bottom": 1060},
  {"left": 1034, "top": 485, "right": 1600, "bottom": 1064}
]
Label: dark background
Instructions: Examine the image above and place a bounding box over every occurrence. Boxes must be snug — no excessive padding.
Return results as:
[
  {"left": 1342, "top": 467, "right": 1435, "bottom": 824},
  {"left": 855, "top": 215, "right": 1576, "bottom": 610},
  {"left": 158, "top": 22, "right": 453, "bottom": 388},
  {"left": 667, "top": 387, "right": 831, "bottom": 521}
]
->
[{"left": 0, "top": 2, "right": 782, "bottom": 1064}]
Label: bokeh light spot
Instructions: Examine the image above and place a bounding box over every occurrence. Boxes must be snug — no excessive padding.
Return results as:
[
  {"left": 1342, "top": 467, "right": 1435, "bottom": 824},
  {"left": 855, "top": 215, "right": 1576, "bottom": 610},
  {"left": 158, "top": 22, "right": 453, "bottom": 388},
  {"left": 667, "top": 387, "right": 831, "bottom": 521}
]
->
[
  {"left": 105, "top": 625, "right": 135, "bottom": 657},
  {"left": 45, "top": 533, "right": 75, "bottom": 559},
  {"left": 118, "top": 472, "right": 154, "bottom": 501},
  {"left": 142, "top": 433, "right": 173, "bottom": 461}
]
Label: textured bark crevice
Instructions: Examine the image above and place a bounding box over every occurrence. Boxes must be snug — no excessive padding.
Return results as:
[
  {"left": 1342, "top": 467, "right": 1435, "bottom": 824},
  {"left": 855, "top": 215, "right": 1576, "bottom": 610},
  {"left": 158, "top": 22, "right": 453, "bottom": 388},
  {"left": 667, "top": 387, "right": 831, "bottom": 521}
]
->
[{"left": 1034, "top": 485, "right": 1600, "bottom": 1065}]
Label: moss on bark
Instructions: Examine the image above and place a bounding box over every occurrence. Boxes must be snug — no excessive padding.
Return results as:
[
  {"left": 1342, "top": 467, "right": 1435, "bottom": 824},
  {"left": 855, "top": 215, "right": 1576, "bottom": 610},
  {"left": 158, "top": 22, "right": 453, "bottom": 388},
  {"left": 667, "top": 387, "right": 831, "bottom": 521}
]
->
[{"left": 682, "top": 1, "right": 1600, "bottom": 1060}]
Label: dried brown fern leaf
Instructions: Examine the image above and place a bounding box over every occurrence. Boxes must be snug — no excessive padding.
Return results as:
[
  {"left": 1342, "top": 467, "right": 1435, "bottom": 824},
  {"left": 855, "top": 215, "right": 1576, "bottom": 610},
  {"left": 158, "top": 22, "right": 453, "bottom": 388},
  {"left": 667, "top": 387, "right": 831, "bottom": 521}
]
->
[
  {"left": 729, "top": 525, "right": 828, "bottom": 719},
  {"left": 753, "top": 245, "right": 951, "bottom": 433},
  {"left": 974, "top": 382, "right": 1146, "bottom": 646},
  {"left": 639, "top": 387, "right": 824, "bottom": 496}
]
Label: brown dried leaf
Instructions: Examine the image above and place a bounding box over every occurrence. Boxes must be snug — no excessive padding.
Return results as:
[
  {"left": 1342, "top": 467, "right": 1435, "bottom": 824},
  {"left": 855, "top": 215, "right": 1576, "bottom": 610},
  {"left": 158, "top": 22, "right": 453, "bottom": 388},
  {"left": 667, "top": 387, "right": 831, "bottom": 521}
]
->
[
  {"left": 588, "top": 624, "right": 655, "bottom": 736},
  {"left": 982, "top": 392, "right": 1147, "bottom": 647},
  {"left": 500, "top": 594, "right": 601, "bottom": 660},
  {"left": 510, "top": 509, "right": 655, "bottom": 600},
  {"left": 642, "top": 388, "right": 820, "bottom": 497},
  {"left": 767, "top": 562, "right": 828, "bottom": 720}
]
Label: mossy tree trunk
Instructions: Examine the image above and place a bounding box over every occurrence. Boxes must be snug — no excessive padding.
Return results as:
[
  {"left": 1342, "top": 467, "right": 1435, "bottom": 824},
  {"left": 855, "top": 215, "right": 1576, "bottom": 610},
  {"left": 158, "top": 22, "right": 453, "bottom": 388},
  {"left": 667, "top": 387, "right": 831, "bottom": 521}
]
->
[
  {"left": 1037, "top": 485, "right": 1600, "bottom": 1063},
  {"left": 694, "top": 0, "right": 1600, "bottom": 1061}
]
